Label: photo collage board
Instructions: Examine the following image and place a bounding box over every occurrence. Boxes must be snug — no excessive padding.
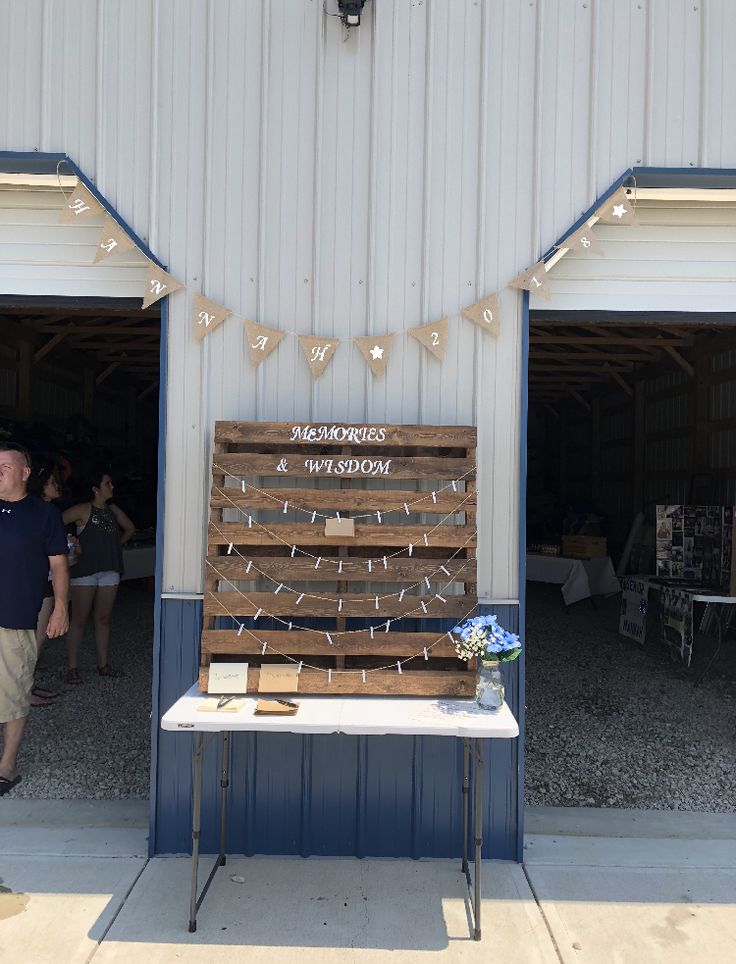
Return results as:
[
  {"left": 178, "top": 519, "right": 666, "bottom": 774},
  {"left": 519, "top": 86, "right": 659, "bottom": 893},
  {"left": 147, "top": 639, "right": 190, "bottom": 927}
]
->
[{"left": 655, "top": 504, "right": 734, "bottom": 587}]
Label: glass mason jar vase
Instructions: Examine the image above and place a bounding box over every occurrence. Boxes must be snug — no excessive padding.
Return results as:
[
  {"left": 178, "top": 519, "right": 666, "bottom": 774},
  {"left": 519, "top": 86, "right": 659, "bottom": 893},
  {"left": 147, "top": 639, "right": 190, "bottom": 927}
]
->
[{"left": 475, "top": 660, "right": 504, "bottom": 710}]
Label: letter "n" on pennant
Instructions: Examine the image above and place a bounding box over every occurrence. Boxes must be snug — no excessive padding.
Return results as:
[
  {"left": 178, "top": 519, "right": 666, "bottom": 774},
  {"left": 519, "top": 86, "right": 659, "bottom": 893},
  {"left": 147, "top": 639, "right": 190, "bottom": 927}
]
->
[{"left": 193, "top": 294, "right": 232, "bottom": 341}]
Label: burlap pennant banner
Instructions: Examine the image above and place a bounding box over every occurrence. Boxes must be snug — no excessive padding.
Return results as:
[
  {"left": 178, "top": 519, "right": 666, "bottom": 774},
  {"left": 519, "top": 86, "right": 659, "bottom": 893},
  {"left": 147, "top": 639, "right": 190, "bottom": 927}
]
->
[
  {"left": 244, "top": 318, "right": 285, "bottom": 367},
  {"left": 193, "top": 294, "right": 232, "bottom": 341},
  {"left": 461, "top": 293, "right": 500, "bottom": 336},
  {"left": 596, "top": 186, "right": 638, "bottom": 225},
  {"left": 354, "top": 334, "right": 395, "bottom": 378},
  {"left": 509, "top": 261, "right": 551, "bottom": 300},
  {"left": 562, "top": 222, "right": 604, "bottom": 256},
  {"left": 141, "top": 265, "right": 183, "bottom": 310},
  {"left": 408, "top": 317, "right": 449, "bottom": 361},
  {"left": 298, "top": 336, "right": 340, "bottom": 379},
  {"left": 93, "top": 216, "right": 137, "bottom": 263},
  {"left": 58, "top": 181, "right": 104, "bottom": 223}
]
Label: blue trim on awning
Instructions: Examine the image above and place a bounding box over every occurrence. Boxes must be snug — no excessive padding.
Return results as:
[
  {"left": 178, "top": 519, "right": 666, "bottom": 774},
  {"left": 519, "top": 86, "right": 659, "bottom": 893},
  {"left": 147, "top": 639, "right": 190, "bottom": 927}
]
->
[
  {"left": 632, "top": 166, "right": 736, "bottom": 186},
  {"left": 0, "top": 151, "right": 71, "bottom": 174}
]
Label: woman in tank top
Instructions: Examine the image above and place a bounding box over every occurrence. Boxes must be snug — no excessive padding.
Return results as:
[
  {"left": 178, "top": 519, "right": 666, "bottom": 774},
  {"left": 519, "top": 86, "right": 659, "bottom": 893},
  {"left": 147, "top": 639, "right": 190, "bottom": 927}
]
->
[{"left": 62, "top": 469, "right": 136, "bottom": 684}]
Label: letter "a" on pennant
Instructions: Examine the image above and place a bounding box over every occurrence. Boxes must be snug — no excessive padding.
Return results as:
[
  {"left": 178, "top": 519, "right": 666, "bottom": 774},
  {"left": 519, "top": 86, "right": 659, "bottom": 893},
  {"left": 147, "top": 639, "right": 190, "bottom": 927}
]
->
[{"left": 243, "top": 318, "right": 285, "bottom": 367}]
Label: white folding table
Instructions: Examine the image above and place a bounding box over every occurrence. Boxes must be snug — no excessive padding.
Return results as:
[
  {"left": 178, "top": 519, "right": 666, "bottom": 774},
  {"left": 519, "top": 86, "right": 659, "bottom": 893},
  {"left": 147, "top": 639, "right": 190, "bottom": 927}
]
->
[{"left": 161, "top": 684, "right": 519, "bottom": 939}]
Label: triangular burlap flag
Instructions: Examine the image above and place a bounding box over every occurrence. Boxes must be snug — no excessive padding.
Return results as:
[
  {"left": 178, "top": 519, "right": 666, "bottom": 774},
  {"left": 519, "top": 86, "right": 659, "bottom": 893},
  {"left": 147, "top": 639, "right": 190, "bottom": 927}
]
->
[
  {"left": 461, "top": 293, "right": 500, "bottom": 336},
  {"left": 93, "top": 216, "right": 136, "bottom": 263},
  {"left": 354, "top": 334, "right": 395, "bottom": 378},
  {"left": 408, "top": 317, "right": 449, "bottom": 361},
  {"left": 244, "top": 318, "right": 285, "bottom": 367},
  {"left": 596, "top": 186, "right": 639, "bottom": 225},
  {"left": 141, "top": 264, "right": 183, "bottom": 310},
  {"left": 193, "top": 294, "right": 232, "bottom": 341},
  {"left": 298, "top": 336, "right": 340, "bottom": 379},
  {"left": 58, "top": 181, "right": 103, "bottom": 223},
  {"left": 562, "top": 223, "right": 604, "bottom": 256},
  {"left": 509, "top": 262, "right": 551, "bottom": 301}
]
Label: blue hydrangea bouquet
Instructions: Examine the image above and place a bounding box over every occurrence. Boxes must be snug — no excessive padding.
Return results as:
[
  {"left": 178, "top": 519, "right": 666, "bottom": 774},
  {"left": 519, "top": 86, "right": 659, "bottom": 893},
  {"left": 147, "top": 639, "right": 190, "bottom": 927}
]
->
[{"left": 452, "top": 614, "right": 522, "bottom": 663}]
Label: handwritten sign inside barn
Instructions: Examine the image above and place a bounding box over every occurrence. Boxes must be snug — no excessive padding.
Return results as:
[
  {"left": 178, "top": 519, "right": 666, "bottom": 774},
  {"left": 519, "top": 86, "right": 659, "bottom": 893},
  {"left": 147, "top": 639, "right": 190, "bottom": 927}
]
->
[{"left": 619, "top": 577, "right": 650, "bottom": 644}]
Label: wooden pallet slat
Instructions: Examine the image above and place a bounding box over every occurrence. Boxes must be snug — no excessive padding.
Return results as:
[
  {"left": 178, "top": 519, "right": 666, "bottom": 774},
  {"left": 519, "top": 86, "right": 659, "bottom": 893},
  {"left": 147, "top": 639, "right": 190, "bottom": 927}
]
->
[
  {"left": 214, "top": 453, "right": 475, "bottom": 480},
  {"left": 215, "top": 421, "right": 477, "bottom": 448},
  {"left": 208, "top": 522, "right": 477, "bottom": 548},
  {"left": 205, "top": 555, "right": 475, "bottom": 583},
  {"left": 210, "top": 487, "right": 476, "bottom": 514},
  {"left": 204, "top": 591, "right": 476, "bottom": 619},
  {"left": 201, "top": 421, "right": 478, "bottom": 696},
  {"left": 199, "top": 666, "right": 476, "bottom": 696}
]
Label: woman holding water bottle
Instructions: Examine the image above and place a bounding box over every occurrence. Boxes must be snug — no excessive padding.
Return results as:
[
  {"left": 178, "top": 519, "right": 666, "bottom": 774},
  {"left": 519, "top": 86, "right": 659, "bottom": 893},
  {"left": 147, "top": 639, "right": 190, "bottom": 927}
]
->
[{"left": 27, "top": 463, "right": 80, "bottom": 706}]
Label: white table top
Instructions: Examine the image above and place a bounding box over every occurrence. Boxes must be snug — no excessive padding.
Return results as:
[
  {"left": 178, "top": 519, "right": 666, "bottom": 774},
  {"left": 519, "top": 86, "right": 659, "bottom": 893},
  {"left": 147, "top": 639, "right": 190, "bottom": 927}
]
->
[{"left": 161, "top": 684, "right": 519, "bottom": 739}]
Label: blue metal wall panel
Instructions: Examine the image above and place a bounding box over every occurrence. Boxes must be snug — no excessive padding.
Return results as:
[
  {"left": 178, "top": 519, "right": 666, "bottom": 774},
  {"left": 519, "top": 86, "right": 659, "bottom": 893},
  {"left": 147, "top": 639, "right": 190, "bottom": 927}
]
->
[
  {"left": 152, "top": 596, "right": 202, "bottom": 854},
  {"left": 154, "top": 597, "right": 521, "bottom": 860}
]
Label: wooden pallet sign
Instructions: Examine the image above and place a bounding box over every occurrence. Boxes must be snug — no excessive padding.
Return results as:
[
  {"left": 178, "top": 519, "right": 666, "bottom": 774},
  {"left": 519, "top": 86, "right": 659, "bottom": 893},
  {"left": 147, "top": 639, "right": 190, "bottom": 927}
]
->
[{"left": 201, "top": 421, "right": 478, "bottom": 696}]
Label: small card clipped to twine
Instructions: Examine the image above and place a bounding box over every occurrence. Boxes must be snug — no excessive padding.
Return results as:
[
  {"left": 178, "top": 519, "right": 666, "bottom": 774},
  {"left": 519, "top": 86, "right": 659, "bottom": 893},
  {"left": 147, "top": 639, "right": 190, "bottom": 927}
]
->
[{"left": 325, "top": 517, "right": 355, "bottom": 538}]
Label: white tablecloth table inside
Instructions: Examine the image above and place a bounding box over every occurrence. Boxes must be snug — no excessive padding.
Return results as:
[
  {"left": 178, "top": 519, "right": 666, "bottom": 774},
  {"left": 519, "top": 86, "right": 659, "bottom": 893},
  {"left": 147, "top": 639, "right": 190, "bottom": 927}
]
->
[
  {"left": 526, "top": 553, "right": 620, "bottom": 606},
  {"left": 121, "top": 545, "right": 156, "bottom": 581},
  {"left": 161, "top": 684, "right": 518, "bottom": 937}
]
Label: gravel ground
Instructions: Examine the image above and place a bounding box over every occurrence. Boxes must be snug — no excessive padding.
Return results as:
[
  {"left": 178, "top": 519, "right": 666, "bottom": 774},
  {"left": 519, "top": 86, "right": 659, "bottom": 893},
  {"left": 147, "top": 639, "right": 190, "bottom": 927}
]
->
[
  {"left": 524, "top": 582, "right": 736, "bottom": 811},
  {"left": 15, "top": 584, "right": 153, "bottom": 799}
]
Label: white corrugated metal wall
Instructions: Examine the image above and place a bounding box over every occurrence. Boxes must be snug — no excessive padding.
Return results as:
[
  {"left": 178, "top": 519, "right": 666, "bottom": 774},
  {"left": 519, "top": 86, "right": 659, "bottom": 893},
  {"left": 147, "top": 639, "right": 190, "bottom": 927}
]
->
[{"left": 1, "top": 0, "right": 735, "bottom": 600}]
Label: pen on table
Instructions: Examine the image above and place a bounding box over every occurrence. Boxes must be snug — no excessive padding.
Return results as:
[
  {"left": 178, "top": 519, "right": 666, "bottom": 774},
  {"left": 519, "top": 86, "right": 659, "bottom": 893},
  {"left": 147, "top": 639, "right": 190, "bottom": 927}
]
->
[
  {"left": 217, "top": 695, "right": 236, "bottom": 709},
  {"left": 275, "top": 698, "right": 298, "bottom": 708}
]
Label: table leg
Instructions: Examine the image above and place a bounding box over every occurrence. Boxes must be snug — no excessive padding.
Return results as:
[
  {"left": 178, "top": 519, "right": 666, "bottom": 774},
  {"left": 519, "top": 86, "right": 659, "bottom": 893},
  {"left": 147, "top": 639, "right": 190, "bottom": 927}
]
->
[
  {"left": 473, "top": 738, "right": 484, "bottom": 941},
  {"left": 219, "top": 732, "right": 230, "bottom": 865},
  {"left": 188, "top": 732, "right": 204, "bottom": 932},
  {"left": 694, "top": 609, "right": 723, "bottom": 687},
  {"left": 461, "top": 737, "right": 470, "bottom": 875}
]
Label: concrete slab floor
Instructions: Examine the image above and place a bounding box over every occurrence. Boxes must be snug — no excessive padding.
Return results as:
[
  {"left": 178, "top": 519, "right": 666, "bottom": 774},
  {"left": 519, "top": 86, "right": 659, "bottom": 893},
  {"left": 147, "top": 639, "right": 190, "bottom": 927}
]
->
[
  {"left": 0, "top": 856, "right": 147, "bottom": 964},
  {"left": 0, "top": 799, "right": 149, "bottom": 857},
  {"left": 92, "top": 856, "right": 556, "bottom": 964},
  {"left": 525, "top": 864, "right": 736, "bottom": 964},
  {"left": 2, "top": 804, "right": 734, "bottom": 963}
]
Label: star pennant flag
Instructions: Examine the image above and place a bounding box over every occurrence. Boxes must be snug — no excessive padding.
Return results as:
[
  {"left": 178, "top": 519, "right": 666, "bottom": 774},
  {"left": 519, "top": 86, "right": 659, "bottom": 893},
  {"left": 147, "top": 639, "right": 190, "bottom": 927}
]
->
[
  {"left": 597, "top": 186, "right": 638, "bottom": 225},
  {"left": 461, "top": 293, "right": 500, "bottom": 336},
  {"left": 193, "top": 294, "right": 232, "bottom": 341},
  {"left": 562, "top": 222, "right": 604, "bottom": 257},
  {"left": 93, "top": 216, "right": 137, "bottom": 263},
  {"left": 298, "top": 335, "right": 340, "bottom": 379},
  {"left": 58, "top": 181, "right": 104, "bottom": 223},
  {"left": 354, "top": 334, "right": 395, "bottom": 378},
  {"left": 141, "top": 264, "right": 183, "bottom": 310},
  {"left": 244, "top": 318, "right": 285, "bottom": 367},
  {"left": 408, "top": 317, "right": 448, "bottom": 361},
  {"left": 509, "top": 261, "right": 551, "bottom": 300}
]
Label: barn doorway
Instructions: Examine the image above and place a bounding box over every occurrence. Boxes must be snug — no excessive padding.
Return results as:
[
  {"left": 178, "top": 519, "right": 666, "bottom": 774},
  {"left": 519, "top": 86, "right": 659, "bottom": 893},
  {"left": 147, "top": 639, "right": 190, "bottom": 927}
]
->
[
  {"left": 524, "top": 311, "right": 736, "bottom": 812},
  {"left": 1, "top": 166, "right": 160, "bottom": 801}
]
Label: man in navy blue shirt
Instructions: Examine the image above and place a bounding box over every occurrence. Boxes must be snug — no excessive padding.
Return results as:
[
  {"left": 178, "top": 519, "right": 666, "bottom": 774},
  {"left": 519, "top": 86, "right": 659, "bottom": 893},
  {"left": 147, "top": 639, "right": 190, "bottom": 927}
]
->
[{"left": 0, "top": 442, "right": 69, "bottom": 796}]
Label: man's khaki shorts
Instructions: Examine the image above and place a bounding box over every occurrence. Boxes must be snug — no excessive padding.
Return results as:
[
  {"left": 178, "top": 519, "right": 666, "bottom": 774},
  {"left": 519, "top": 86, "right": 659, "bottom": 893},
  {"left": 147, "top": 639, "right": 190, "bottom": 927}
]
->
[{"left": 0, "top": 626, "right": 36, "bottom": 722}]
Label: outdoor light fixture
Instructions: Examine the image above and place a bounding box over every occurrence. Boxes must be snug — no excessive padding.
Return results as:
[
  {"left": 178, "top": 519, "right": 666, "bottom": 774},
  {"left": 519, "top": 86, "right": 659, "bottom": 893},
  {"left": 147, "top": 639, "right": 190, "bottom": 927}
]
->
[{"left": 337, "top": 0, "right": 367, "bottom": 27}]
